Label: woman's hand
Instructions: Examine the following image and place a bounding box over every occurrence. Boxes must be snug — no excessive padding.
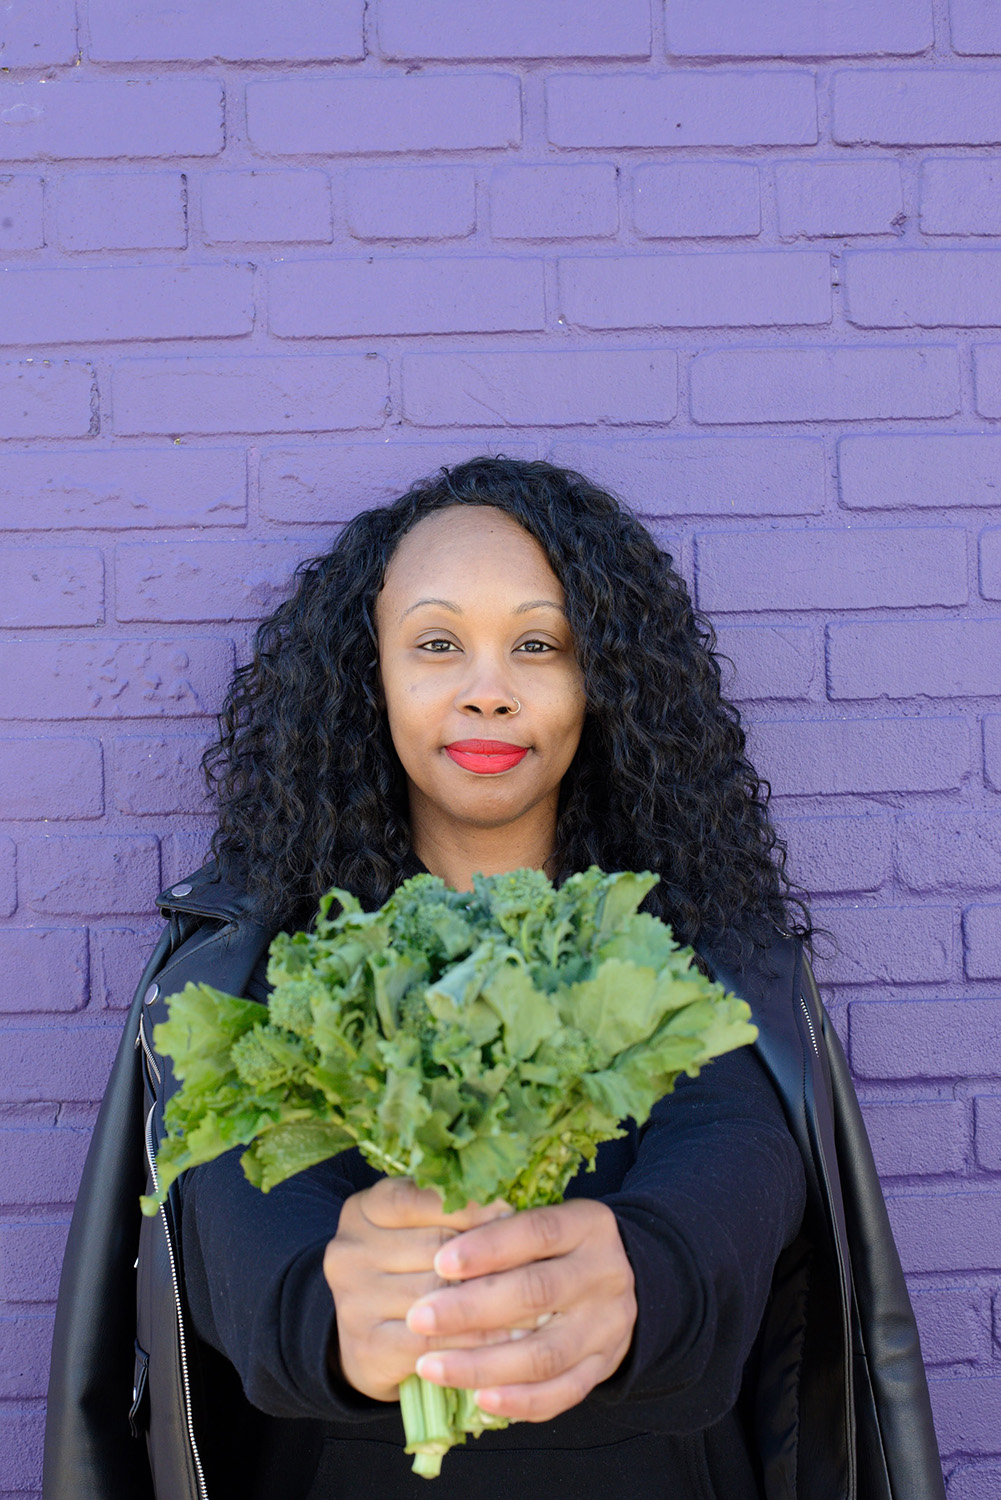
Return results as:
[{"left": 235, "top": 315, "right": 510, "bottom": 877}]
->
[
  {"left": 405, "top": 1197, "right": 637, "bottom": 1424},
  {"left": 321, "top": 1177, "right": 512, "bottom": 1402}
]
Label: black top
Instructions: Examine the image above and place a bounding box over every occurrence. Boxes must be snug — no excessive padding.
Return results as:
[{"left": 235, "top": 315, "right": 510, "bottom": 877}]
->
[{"left": 179, "top": 854, "right": 807, "bottom": 1500}]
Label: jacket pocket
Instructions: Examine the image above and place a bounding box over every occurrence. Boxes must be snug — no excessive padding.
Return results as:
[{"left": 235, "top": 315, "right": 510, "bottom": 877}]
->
[{"left": 129, "top": 1339, "right": 150, "bottom": 1438}]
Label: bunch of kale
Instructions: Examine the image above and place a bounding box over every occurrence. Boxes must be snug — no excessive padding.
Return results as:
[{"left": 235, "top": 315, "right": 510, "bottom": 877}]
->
[{"left": 141, "top": 866, "right": 757, "bottom": 1475}]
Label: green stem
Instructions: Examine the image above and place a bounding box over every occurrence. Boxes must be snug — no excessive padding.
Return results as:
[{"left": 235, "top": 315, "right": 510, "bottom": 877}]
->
[
  {"left": 400, "top": 1373, "right": 462, "bottom": 1479},
  {"left": 400, "top": 1374, "right": 510, "bottom": 1477}
]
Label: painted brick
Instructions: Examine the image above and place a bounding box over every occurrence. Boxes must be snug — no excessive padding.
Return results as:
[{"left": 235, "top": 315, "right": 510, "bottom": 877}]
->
[
  {"left": 0, "top": 1126, "right": 92, "bottom": 1197},
  {"left": 828, "top": 620, "right": 1001, "bottom": 701},
  {"left": 0, "top": 738, "right": 103, "bottom": 820},
  {"left": 775, "top": 160, "right": 903, "bottom": 238},
  {"left": 546, "top": 71, "right": 817, "bottom": 148},
  {"left": 56, "top": 172, "right": 186, "bottom": 252},
  {"left": 665, "top": 0, "right": 931, "bottom": 56},
  {"left": 838, "top": 433, "right": 1001, "bottom": 511},
  {"left": 0, "top": 1406, "right": 45, "bottom": 1491},
  {"left": 0, "top": 1222, "right": 70, "bottom": 1303},
  {"left": 0, "top": 545, "right": 104, "bottom": 627},
  {"left": 378, "top": 0, "right": 651, "bottom": 59},
  {"left": 747, "top": 716, "right": 968, "bottom": 796},
  {"left": 21, "top": 835, "right": 160, "bottom": 916},
  {"left": 559, "top": 249, "right": 830, "bottom": 330},
  {"left": 547, "top": 436, "right": 824, "bottom": 517},
  {"left": 402, "top": 349, "right": 678, "bottom": 427},
  {"left": 851, "top": 998, "right": 1001, "bottom": 1080},
  {"left": 690, "top": 345, "right": 957, "bottom": 424},
  {"left": 116, "top": 541, "right": 303, "bottom": 623},
  {"left": 987, "top": 716, "right": 1001, "bottom": 790},
  {"left": 0, "top": 175, "right": 44, "bottom": 251},
  {"left": 0, "top": 361, "right": 96, "bottom": 440},
  {"left": 965, "top": 905, "right": 1001, "bottom": 978},
  {"left": 0, "top": 929, "right": 87, "bottom": 1015},
  {"left": 974, "top": 1095, "right": 1001, "bottom": 1169},
  {"left": 696, "top": 525, "right": 965, "bottom": 613},
  {"left": 0, "top": 637, "right": 234, "bottom": 720},
  {"left": 910, "top": 1287, "right": 991, "bottom": 1366},
  {"left": 952, "top": 0, "right": 1001, "bottom": 54},
  {"left": 92, "top": 926, "right": 163, "bottom": 1010},
  {"left": 0, "top": 0, "right": 76, "bottom": 66},
  {"left": 259, "top": 440, "right": 536, "bottom": 524},
  {"left": 88, "top": 0, "right": 364, "bottom": 61},
  {"left": 810, "top": 906, "right": 953, "bottom": 986},
  {"left": 981, "top": 528, "right": 1001, "bottom": 599},
  {"left": 114, "top": 356, "right": 388, "bottom": 437},
  {"left": 889, "top": 1192, "right": 1001, "bottom": 1275},
  {"left": 846, "top": 250, "right": 1001, "bottom": 328},
  {"left": 491, "top": 164, "right": 618, "bottom": 240},
  {"left": 247, "top": 76, "right": 521, "bottom": 156},
  {"left": 897, "top": 813, "right": 1001, "bottom": 894},
  {"left": 0, "top": 1314, "right": 53, "bottom": 1398},
  {"left": 0, "top": 265, "right": 252, "bottom": 346},
  {"left": 861, "top": 1100, "right": 966, "bottom": 1176},
  {"left": 161, "top": 829, "right": 213, "bottom": 888},
  {"left": 269, "top": 257, "right": 544, "bottom": 339},
  {"left": 0, "top": 834, "right": 16, "bottom": 917},
  {"left": 974, "top": 343, "right": 1001, "bottom": 417},
  {"left": 949, "top": 1462, "right": 1001, "bottom": 1500},
  {"left": 714, "top": 624, "right": 818, "bottom": 701},
  {"left": 202, "top": 170, "right": 331, "bottom": 245},
  {"left": 0, "top": 79, "right": 223, "bottom": 161},
  {"left": 632, "top": 162, "right": 760, "bottom": 239},
  {"left": 0, "top": 447, "right": 246, "bottom": 530},
  {"left": 345, "top": 166, "right": 475, "bottom": 242},
  {"left": 773, "top": 814, "right": 892, "bottom": 895},
  {"left": 114, "top": 736, "right": 210, "bottom": 815},
  {"left": 920, "top": 158, "right": 1001, "bottom": 235},
  {"left": 929, "top": 1373, "right": 1001, "bottom": 1456},
  {"left": 833, "top": 70, "right": 1001, "bottom": 146}
]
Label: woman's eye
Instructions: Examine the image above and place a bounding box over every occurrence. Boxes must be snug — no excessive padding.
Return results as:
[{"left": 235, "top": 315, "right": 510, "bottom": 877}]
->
[{"left": 416, "top": 638, "right": 555, "bottom": 654}]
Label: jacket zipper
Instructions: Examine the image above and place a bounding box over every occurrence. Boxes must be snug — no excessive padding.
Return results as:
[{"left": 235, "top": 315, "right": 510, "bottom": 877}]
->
[
  {"left": 137, "top": 1010, "right": 162, "bottom": 1084},
  {"left": 145, "top": 1101, "right": 209, "bottom": 1500},
  {"left": 800, "top": 989, "right": 857, "bottom": 1500}
]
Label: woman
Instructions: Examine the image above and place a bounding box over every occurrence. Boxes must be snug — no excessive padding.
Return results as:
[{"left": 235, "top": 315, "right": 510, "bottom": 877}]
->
[
  {"left": 44, "top": 455, "right": 943, "bottom": 1500},
  {"left": 181, "top": 454, "right": 808, "bottom": 1499}
]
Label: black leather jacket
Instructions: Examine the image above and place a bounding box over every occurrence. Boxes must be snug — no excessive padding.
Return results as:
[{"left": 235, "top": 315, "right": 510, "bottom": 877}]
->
[{"left": 43, "top": 861, "right": 946, "bottom": 1500}]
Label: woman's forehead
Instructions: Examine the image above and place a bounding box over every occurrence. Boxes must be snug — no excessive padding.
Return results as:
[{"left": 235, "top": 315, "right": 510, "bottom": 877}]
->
[{"left": 381, "top": 506, "right": 559, "bottom": 594}]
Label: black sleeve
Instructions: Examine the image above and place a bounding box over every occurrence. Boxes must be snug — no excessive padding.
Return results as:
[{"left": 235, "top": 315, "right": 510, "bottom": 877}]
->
[
  {"left": 179, "top": 953, "right": 390, "bottom": 1423},
  {"left": 591, "top": 1041, "right": 807, "bottom": 1433}
]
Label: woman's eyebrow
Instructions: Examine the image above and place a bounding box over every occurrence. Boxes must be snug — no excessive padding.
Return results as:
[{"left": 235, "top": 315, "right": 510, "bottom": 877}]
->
[{"left": 398, "top": 597, "right": 565, "bottom": 622}]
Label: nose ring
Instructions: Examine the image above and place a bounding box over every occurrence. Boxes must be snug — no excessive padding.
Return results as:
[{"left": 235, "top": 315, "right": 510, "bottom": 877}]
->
[{"left": 504, "top": 697, "right": 521, "bottom": 715}]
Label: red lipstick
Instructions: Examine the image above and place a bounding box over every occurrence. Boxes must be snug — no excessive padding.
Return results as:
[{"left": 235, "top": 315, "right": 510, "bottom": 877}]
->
[{"left": 445, "top": 739, "right": 529, "bottom": 775}]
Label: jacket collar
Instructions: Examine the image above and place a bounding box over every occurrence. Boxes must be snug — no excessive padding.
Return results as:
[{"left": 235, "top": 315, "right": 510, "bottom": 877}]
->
[
  {"left": 156, "top": 858, "right": 262, "bottom": 924},
  {"left": 156, "top": 850, "right": 433, "bottom": 926}
]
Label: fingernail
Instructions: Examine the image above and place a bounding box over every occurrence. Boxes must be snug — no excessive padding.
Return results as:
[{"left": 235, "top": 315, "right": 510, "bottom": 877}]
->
[
  {"left": 474, "top": 1389, "right": 501, "bottom": 1411},
  {"left": 408, "top": 1304, "right": 436, "bottom": 1334},
  {"left": 433, "top": 1248, "right": 458, "bottom": 1277},
  {"left": 416, "top": 1355, "right": 445, "bottom": 1383}
]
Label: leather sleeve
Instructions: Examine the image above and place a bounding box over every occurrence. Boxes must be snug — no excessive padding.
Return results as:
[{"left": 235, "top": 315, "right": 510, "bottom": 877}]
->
[{"left": 806, "top": 958, "right": 946, "bottom": 1500}]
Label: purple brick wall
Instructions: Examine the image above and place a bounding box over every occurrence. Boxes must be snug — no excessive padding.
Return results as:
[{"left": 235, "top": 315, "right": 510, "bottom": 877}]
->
[{"left": 0, "top": 2, "right": 998, "bottom": 1491}]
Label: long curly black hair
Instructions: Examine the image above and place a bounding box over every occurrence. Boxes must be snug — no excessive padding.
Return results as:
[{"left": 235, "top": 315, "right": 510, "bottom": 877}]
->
[{"left": 201, "top": 455, "right": 812, "bottom": 964}]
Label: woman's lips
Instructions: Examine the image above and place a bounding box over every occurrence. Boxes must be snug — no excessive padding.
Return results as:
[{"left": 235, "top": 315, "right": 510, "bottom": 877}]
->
[{"left": 445, "top": 740, "right": 529, "bottom": 775}]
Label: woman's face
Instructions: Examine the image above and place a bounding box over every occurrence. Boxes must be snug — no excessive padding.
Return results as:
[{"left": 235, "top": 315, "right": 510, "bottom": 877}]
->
[{"left": 374, "top": 504, "right": 587, "bottom": 843}]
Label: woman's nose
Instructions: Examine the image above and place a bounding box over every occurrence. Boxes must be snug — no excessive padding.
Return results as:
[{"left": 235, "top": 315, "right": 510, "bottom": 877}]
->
[{"left": 456, "top": 663, "right": 519, "bottom": 716}]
